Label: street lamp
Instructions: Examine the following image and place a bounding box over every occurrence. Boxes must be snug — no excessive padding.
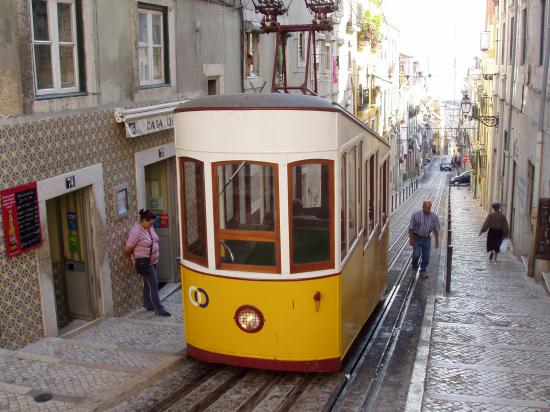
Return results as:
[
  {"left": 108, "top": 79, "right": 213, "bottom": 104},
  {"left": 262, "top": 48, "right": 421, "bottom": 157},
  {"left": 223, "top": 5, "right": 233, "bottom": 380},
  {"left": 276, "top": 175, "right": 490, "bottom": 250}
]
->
[{"left": 461, "top": 93, "right": 499, "bottom": 128}]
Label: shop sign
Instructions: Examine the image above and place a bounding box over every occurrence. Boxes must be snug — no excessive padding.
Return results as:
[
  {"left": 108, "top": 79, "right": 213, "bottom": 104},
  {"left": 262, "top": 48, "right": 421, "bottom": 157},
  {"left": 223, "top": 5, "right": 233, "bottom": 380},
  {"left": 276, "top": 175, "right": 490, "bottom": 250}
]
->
[
  {"left": 535, "top": 198, "right": 550, "bottom": 260},
  {"left": 1, "top": 182, "right": 42, "bottom": 257},
  {"left": 125, "top": 114, "right": 174, "bottom": 138}
]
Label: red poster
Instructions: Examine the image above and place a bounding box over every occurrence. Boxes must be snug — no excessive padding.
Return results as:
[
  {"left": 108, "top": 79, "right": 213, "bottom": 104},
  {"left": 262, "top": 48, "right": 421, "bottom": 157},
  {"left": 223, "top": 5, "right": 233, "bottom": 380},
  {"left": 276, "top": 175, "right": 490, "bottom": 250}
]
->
[
  {"left": 1, "top": 182, "right": 42, "bottom": 257},
  {"left": 159, "top": 212, "right": 169, "bottom": 228}
]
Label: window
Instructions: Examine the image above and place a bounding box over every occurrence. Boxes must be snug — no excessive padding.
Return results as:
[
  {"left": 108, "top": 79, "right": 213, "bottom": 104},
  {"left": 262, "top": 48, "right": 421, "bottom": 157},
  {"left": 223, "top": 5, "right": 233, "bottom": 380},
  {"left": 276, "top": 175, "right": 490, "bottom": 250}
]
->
[
  {"left": 298, "top": 32, "right": 306, "bottom": 68},
  {"left": 325, "top": 44, "right": 332, "bottom": 71},
  {"left": 380, "top": 160, "right": 388, "bottom": 227},
  {"left": 340, "top": 154, "right": 347, "bottom": 259},
  {"left": 348, "top": 147, "right": 357, "bottom": 245},
  {"left": 541, "top": 0, "right": 547, "bottom": 66},
  {"left": 520, "top": 8, "right": 527, "bottom": 65},
  {"left": 357, "top": 143, "right": 363, "bottom": 234},
  {"left": 31, "top": 0, "right": 81, "bottom": 95},
  {"left": 509, "top": 17, "right": 515, "bottom": 65},
  {"left": 246, "top": 32, "right": 260, "bottom": 77},
  {"left": 180, "top": 158, "right": 207, "bottom": 266},
  {"left": 138, "top": 5, "right": 167, "bottom": 86},
  {"left": 214, "top": 162, "right": 279, "bottom": 272},
  {"left": 501, "top": 22, "right": 506, "bottom": 65},
  {"left": 289, "top": 160, "right": 334, "bottom": 273},
  {"left": 364, "top": 153, "right": 377, "bottom": 243}
]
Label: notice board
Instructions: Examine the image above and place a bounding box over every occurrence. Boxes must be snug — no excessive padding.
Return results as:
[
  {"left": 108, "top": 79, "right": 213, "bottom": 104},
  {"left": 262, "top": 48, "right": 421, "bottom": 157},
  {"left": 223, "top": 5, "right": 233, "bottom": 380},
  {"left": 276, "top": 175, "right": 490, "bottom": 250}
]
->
[
  {"left": 1, "top": 182, "right": 42, "bottom": 257},
  {"left": 535, "top": 198, "right": 550, "bottom": 260}
]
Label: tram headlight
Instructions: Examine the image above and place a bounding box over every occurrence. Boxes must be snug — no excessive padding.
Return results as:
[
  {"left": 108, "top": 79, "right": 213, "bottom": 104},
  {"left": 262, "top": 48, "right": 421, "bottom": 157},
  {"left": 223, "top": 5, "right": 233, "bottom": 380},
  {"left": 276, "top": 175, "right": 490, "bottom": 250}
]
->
[{"left": 234, "top": 305, "right": 264, "bottom": 333}]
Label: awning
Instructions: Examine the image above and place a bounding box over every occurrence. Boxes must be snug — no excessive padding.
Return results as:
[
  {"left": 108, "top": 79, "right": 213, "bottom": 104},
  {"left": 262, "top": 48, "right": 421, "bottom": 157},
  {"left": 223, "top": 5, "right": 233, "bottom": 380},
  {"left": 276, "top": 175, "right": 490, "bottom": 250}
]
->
[{"left": 114, "top": 100, "right": 188, "bottom": 138}]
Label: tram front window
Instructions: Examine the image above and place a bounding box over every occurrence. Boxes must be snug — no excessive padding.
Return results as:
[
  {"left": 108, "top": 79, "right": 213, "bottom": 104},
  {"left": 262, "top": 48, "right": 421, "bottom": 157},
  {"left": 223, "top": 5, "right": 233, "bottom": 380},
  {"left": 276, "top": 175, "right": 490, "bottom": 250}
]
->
[
  {"left": 289, "top": 161, "right": 334, "bottom": 272},
  {"left": 215, "top": 162, "right": 279, "bottom": 271}
]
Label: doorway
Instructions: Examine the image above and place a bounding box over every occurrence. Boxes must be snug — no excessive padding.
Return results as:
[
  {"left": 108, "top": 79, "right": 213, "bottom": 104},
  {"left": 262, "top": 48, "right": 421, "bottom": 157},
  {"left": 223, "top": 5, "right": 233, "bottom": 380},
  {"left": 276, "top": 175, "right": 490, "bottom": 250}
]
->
[
  {"left": 144, "top": 158, "right": 179, "bottom": 283},
  {"left": 46, "top": 187, "right": 97, "bottom": 334}
]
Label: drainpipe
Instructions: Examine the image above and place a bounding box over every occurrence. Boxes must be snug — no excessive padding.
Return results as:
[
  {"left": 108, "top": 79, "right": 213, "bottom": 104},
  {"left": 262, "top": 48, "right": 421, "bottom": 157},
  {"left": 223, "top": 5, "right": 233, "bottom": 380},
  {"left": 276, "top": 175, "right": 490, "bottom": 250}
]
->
[
  {"left": 528, "top": 1, "right": 550, "bottom": 277},
  {"left": 502, "top": 0, "right": 519, "bottom": 219}
]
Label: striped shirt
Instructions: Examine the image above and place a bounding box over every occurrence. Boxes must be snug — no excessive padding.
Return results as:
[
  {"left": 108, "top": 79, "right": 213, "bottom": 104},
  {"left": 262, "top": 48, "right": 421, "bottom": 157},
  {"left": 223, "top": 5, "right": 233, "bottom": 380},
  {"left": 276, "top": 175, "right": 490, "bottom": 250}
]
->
[
  {"left": 409, "top": 210, "right": 440, "bottom": 238},
  {"left": 125, "top": 224, "right": 160, "bottom": 265}
]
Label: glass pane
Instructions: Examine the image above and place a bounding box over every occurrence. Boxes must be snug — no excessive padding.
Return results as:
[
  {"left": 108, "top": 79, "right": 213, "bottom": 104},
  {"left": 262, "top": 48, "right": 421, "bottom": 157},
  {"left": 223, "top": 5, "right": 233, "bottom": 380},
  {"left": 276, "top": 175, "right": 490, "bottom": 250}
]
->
[
  {"left": 340, "top": 155, "right": 346, "bottom": 257},
  {"left": 153, "top": 47, "right": 163, "bottom": 80},
  {"left": 217, "top": 163, "right": 275, "bottom": 231},
  {"left": 34, "top": 44, "right": 53, "bottom": 89},
  {"left": 348, "top": 148, "right": 357, "bottom": 243},
  {"left": 220, "top": 240, "right": 276, "bottom": 266},
  {"left": 138, "top": 12, "right": 148, "bottom": 43},
  {"left": 59, "top": 45, "right": 75, "bottom": 87},
  {"left": 145, "top": 161, "right": 168, "bottom": 215},
  {"left": 183, "top": 160, "right": 207, "bottom": 260},
  {"left": 291, "top": 163, "right": 331, "bottom": 264},
  {"left": 32, "top": 0, "right": 49, "bottom": 41},
  {"left": 152, "top": 14, "right": 162, "bottom": 45},
  {"left": 57, "top": 2, "right": 73, "bottom": 42},
  {"left": 139, "top": 46, "right": 149, "bottom": 82}
]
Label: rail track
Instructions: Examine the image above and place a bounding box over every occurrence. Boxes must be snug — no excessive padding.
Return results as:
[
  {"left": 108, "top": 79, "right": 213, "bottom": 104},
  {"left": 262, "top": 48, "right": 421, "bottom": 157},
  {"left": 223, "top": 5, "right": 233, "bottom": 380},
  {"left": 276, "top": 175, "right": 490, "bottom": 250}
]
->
[{"left": 141, "top": 163, "right": 450, "bottom": 412}]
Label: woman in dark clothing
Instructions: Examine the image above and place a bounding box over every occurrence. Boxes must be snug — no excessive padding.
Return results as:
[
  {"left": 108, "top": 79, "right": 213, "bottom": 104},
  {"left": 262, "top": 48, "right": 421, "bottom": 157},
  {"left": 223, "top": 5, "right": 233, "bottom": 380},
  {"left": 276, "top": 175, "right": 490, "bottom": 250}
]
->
[{"left": 479, "top": 202, "right": 510, "bottom": 261}]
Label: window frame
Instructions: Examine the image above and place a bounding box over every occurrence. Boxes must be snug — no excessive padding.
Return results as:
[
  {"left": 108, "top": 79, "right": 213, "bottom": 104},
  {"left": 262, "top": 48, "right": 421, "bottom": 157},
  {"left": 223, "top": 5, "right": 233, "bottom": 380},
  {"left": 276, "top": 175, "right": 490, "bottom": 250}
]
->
[
  {"left": 30, "top": 0, "right": 82, "bottom": 95},
  {"left": 540, "top": 0, "right": 547, "bottom": 66},
  {"left": 363, "top": 152, "right": 378, "bottom": 248},
  {"left": 137, "top": 3, "right": 169, "bottom": 87},
  {"left": 297, "top": 32, "right": 307, "bottom": 68},
  {"left": 520, "top": 7, "right": 527, "bottom": 65},
  {"left": 212, "top": 160, "right": 280, "bottom": 273},
  {"left": 288, "top": 159, "right": 335, "bottom": 274},
  {"left": 379, "top": 158, "right": 389, "bottom": 234},
  {"left": 245, "top": 31, "right": 260, "bottom": 77},
  {"left": 180, "top": 157, "right": 208, "bottom": 267}
]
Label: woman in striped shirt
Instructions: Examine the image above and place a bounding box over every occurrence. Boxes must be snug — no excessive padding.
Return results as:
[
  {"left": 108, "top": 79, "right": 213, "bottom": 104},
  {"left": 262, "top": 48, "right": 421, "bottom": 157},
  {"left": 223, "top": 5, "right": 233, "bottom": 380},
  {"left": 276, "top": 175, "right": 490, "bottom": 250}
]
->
[{"left": 124, "top": 209, "right": 171, "bottom": 316}]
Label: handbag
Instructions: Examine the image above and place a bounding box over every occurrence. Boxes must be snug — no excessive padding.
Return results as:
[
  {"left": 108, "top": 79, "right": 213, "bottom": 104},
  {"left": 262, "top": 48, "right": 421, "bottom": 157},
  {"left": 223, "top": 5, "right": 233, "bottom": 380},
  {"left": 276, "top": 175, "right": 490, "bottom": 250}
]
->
[
  {"left": 134, "top": 229, "right": 153, "bottom": 275},
  {"left": 500, "top": 238, "right": 509, "bottom": 253}
]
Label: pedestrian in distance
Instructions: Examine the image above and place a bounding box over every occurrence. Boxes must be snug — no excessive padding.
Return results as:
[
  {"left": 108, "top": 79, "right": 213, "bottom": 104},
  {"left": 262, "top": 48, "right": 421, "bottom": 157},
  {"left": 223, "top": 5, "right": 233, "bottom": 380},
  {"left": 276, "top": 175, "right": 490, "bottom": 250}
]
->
[
  {"left": 479, "top": 201, "right": 510, "bottom": 262},
  {"left": 124, "top": 209, "right": 171, "bottom": 317},
  {"left": 408, "top": 200, "right": 440, "bottom": 273}
]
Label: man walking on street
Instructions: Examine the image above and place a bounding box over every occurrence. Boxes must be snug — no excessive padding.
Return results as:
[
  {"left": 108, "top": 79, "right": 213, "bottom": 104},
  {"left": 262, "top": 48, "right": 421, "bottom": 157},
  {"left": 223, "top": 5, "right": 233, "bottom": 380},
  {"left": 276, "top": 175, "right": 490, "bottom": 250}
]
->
[{"left": 409, "top": 200, "right": 440, "bottom": 273}]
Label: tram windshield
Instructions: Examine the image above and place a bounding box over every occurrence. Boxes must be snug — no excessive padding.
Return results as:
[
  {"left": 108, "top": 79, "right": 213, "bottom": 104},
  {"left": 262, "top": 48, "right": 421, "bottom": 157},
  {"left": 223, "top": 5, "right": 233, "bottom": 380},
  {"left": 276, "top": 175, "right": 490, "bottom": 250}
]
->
[{"left": 215, "top": 162, "right": 278, "bottom": 270}]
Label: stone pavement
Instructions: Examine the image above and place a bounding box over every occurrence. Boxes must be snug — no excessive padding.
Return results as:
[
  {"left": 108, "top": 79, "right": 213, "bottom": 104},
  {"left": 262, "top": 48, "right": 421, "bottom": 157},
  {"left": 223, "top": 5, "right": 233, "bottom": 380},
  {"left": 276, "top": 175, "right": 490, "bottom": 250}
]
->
[
  {"left": 0, "top": 290, "right": 185, "bottom": 411},
  {"left": 407, "top": 188, "right": 550, "bottom": 411}
]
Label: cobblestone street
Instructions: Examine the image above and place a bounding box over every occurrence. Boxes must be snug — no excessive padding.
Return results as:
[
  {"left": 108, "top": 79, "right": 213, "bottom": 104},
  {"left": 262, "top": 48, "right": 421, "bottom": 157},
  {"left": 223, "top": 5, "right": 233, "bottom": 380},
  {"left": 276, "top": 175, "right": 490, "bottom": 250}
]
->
[
  {"left": 0, "top": 292, "right": 185, "bottom": 411},
  {"left": 409, "top": 187, "right": 550, "bottom": 411}
]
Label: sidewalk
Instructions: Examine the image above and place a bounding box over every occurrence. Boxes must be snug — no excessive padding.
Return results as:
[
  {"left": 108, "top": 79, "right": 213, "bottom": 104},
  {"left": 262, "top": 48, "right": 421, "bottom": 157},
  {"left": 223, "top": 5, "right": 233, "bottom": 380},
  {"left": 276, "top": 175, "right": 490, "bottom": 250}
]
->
[
  {"left": 408, "top": 188, "right": 550, "bottom": 411},
  {"left": 0, "top": 290, "right": 185, "bottom": 411}
]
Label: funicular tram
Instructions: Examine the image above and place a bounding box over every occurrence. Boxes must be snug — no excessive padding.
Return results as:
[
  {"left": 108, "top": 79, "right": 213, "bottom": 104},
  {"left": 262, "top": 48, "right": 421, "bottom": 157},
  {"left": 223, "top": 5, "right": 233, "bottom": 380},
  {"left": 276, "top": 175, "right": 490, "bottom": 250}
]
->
[{"left": 175, "top": 93, "right": 390, "bottom": 372}]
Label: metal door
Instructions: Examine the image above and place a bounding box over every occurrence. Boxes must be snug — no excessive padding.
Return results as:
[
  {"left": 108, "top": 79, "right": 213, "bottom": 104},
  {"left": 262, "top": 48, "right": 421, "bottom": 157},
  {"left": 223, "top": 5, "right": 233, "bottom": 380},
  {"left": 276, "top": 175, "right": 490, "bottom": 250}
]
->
[{"left": 145, "top": 158, "right": 179, "bottom": 282}]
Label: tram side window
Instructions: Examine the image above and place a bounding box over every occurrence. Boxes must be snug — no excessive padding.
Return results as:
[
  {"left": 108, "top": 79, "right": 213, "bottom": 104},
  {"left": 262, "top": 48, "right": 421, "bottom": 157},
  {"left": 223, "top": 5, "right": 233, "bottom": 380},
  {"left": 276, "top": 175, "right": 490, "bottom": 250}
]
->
[
  {"left": 180, "top": 158, "right": 207, "bottom": 265},
  {"left": 340, "top": 154, "right": 347, "bottom": 259},
  {"left": 289, "top": 161, "right": 334, "bottom": 272},
  {"left": 215, "top": 162, "right": 279, "bottom": 271},
  {"left": 380, "top": 160, "right": 388, "bottom": 227},
  {"left": 348, "top": 147, "right": 357, "bottom": 246},
  {"left": 364, "top": 153, "right": 377, "bottom": 243}
]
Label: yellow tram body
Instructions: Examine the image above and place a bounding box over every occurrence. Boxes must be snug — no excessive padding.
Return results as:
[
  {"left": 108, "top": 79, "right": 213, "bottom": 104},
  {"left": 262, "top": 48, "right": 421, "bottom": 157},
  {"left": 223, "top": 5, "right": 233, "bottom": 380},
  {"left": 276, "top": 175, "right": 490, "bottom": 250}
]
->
[{"left": 175, "top": 94, "right": 390, "bottom": 372}]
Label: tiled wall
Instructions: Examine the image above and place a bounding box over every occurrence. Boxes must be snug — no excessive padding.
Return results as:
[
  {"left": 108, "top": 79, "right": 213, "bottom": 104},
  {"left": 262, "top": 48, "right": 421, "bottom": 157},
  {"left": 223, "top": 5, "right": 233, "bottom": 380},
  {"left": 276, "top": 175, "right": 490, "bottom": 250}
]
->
[{"left": 0, "top": 110, "right": 172, "bottom": 349}]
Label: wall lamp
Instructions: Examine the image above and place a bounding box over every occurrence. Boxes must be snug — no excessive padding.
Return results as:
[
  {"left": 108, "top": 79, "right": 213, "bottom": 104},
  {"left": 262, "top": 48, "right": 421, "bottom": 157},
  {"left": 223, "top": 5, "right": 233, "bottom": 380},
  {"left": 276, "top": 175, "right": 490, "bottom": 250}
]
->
[{"left": 461, "top": 93, "right": 499, "bottom": 128}]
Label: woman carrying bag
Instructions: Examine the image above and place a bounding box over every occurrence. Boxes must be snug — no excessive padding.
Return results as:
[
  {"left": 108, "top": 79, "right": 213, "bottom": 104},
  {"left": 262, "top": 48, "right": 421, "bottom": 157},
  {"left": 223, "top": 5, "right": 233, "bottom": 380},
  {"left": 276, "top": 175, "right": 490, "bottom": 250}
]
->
[
  {"left": 124, "top": 209, "right": 171, "bottom": 317},
  {"left": 479, "top": 202, "right": 510, "bottom": 262}
]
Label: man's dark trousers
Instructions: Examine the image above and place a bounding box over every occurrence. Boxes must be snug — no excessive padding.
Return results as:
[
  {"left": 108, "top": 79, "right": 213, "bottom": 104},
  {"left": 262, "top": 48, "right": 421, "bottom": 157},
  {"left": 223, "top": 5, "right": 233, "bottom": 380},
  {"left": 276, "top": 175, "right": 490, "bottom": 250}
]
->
[{"left": 412, "top": 233, "right": 431, "bottom": 271}]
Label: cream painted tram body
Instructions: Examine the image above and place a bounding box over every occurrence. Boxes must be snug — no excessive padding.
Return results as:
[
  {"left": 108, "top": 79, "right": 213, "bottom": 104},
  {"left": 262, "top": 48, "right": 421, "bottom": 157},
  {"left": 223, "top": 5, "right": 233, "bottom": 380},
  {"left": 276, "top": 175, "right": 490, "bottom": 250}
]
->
[{"left": 175, "top": 94, "right": 390, "bottom": 372}]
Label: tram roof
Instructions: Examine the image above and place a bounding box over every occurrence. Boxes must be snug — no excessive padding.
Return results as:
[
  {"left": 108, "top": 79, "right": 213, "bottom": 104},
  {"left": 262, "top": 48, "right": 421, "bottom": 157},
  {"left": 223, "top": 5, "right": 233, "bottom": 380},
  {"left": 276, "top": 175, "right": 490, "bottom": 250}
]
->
[
  {"left": 175, "top": 93, "right": 335, "bottom": 111},
  {"left": 175, "top": 94, "right": 390, "bottom": 147}
]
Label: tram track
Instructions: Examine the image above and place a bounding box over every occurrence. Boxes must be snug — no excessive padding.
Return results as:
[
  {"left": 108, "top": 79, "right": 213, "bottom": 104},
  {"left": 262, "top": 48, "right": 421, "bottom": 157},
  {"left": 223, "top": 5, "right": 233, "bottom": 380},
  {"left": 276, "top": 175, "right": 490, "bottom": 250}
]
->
[{"left": 141, "top": 164, "right": 449, "bottom": 412}]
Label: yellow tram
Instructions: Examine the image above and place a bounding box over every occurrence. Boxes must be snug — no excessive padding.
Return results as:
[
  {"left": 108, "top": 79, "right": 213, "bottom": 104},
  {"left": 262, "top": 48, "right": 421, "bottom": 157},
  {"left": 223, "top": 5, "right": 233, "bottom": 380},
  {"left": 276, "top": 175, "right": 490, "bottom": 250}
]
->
[{"left": 174, "top": 94, "right": 390, "bottom": 372}]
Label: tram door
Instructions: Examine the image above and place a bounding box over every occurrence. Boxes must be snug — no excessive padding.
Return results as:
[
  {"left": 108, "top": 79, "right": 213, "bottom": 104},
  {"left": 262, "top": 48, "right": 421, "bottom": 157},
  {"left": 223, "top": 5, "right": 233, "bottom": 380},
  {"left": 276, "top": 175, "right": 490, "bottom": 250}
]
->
[
  {"left": 46, "top": 188, "right": 95, "bottom": 329},
  {"left": 145, "top": 158, "right": 179, "bottom": 282}
]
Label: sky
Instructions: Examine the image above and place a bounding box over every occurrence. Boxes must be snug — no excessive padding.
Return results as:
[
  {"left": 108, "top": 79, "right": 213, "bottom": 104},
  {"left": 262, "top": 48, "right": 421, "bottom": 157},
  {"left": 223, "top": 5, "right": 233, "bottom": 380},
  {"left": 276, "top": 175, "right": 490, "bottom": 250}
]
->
[{"left": 382, "top": 0, "right": 486, "bottom": 101}]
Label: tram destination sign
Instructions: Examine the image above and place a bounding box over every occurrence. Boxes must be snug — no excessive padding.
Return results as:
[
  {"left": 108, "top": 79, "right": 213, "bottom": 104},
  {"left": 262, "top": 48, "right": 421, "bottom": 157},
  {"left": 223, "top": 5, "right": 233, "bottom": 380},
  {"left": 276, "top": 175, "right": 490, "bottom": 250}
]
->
[
  {"left": 535, "top": 198, "right": 550, "bottom": 260},
  {"left": 1, "top": 182, "right": 42, "bottom": 257},
  {"left": 125, "top": 114, "right": 174, "bottom": 138}
]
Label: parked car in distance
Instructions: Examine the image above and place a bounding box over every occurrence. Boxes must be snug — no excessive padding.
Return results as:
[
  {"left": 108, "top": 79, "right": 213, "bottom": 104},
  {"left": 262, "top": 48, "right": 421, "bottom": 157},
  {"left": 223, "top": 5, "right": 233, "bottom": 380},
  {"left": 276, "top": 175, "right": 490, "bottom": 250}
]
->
[
  {"left": 440, "top": 160, "right": 452, "bottom": 171},
  {"left": 451, "top": 171, "right": 471, "bottom": 186}
]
